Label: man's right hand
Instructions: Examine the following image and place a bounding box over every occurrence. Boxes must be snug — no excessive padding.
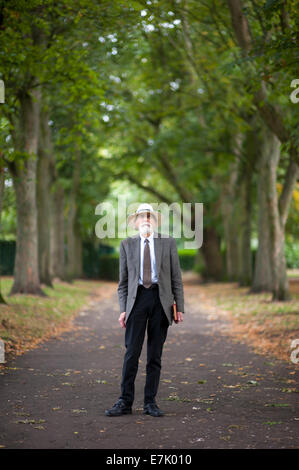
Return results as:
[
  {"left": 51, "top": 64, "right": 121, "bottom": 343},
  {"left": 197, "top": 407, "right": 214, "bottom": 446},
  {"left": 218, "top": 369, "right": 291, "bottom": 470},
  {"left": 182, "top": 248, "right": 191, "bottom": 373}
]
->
[{"left": 118, "top": 312, "right": 126, "bottom": 328}]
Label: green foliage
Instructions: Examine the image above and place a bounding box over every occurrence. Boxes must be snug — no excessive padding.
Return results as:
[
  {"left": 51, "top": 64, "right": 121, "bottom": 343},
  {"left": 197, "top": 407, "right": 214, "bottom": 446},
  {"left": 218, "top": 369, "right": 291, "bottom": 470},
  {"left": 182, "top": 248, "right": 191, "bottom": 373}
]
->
[
  {"left": 0, "top": 0, "right": 297, "bottom": 283},
  {"left": 178, "top": 249, "right": 197, "bottom": 271},
  {"left": 285, "top": 242, "right": 299, "bottom": 269},
  {"left": 98, "top": 253, "right": 119, "bottom": 281}
]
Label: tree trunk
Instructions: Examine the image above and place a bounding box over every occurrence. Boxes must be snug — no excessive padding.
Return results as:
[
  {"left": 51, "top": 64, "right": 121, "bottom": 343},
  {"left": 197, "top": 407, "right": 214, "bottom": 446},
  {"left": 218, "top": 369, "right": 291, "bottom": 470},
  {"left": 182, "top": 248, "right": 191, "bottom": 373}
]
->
[
  {"left": 237, "top": 174, "right": 253, "bottom": 286},
  {"left": 200, "top": 226, "right": 224, "bottom": 281},
  {"left": 66, "top": 149, "right": 81, "bottom": 281},
  {"left": 266, "top": 133, "right": 290, "bottom": 300},
  {"left": 236, "top": 125, "right": 258, "bottom": 287},
  {"left": 50, "top": 182, "right": 65, "bottom": 280},
  {"left": 219, "top": 158, "right": 240, "bottom": 281},
  {"left": 37, "top": 101, "right": 53, "bottom": 287},
  {"left": 0, "top": 165, "right": 7, "bottom": 304},
  {"left": 218, "top": 129, "right": 253, "bottom": 285},
  {"left": 10, "top": 87, "right": 45, "bottom": 296},
  {"left": 252, "top": 132, "right": 275, "bottom": 292},
  {"left": 74, "top": 222, "right": 83, "bottom": 278},
  {"left": 252, "top": 129, "right": 291, "bottom": 300},
  {"left": 48, "top": 133, "right": 65, "bottom": 281}
]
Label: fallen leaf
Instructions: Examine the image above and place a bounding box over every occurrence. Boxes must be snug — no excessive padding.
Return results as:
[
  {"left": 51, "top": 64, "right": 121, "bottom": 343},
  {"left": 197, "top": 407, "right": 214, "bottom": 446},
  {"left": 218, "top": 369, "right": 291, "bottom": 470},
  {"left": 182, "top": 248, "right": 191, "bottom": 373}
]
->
[
  {"left": 265, "top": 403, "right": 291, "bottom": 407},
  {"left": 220, "top": 435, "right": 231, "bottom": 441},
  {"left": 247, "top": 380, "right": 258, "bottom": 385},
  {"left": 223, "top": 384, "right": 241, "bottom": 388},
  {"left": 16, "top": 419, "right": 46, "bottom": 425}
]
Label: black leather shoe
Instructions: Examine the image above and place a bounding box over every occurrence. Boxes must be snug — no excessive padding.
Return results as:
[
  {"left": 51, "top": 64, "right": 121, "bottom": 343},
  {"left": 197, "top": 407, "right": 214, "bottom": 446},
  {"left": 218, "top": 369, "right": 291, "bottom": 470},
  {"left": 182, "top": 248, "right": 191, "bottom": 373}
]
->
[
  {"left": 105, "top": 399, "right": 132, "bottom": 417},
  {"left": 143, "top": 403, "right": 164, "bottom": 417}
]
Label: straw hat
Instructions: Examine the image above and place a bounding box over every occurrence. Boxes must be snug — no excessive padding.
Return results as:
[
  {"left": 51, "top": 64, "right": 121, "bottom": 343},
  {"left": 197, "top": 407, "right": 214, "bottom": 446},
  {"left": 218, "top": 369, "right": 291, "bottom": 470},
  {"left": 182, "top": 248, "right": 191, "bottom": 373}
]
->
[{"left": 127, "top": 203, "right": 162, "bottom": 229}]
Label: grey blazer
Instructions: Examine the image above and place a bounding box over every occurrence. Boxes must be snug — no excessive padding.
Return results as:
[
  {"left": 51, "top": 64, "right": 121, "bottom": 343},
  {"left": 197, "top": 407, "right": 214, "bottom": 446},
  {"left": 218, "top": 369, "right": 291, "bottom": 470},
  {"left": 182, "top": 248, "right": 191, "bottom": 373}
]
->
[{"left": 117, "top": 232, "right": 184, "bottom": 325}]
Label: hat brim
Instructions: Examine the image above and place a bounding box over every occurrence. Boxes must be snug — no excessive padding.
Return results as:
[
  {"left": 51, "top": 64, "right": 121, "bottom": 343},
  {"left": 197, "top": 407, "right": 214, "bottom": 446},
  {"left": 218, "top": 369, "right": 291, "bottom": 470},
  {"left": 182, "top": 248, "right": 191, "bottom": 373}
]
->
[{"left": 127, "top": 210, "right": 162, "bottom": 229}]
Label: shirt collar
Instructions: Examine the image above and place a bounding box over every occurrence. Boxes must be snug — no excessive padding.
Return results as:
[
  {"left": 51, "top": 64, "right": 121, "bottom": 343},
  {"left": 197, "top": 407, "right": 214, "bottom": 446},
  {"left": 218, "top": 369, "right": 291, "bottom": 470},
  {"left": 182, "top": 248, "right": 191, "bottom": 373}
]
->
[{"left": 140, "top": 231, "right": 154, "bottom": 242}]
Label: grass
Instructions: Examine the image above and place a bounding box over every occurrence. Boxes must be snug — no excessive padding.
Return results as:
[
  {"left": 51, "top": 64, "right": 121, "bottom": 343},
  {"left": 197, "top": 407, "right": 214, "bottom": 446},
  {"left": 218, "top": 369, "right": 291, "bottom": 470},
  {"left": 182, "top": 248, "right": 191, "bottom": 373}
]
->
[
  {"left": 287, "top": 269, "right": 299, "bottom": 279},
  {"left": 213, "top": 286, "right": 299, "bottom": 330},
  {"left": 218, "top": 285, "right": 298, "bottom": 361},
  {"left": 192, "top": 274, "right": 299, "bottom": 362},
  {"left": 0, "top": 276, "right": 102, "bottom": 358}
]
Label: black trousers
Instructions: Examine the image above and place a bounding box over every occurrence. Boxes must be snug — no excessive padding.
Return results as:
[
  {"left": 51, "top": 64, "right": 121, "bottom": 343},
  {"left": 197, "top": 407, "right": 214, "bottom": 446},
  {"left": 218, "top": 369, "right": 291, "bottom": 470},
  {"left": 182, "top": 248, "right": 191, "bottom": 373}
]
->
[{"left": 119, "top": 284, "right": 169, "bottom": 406}]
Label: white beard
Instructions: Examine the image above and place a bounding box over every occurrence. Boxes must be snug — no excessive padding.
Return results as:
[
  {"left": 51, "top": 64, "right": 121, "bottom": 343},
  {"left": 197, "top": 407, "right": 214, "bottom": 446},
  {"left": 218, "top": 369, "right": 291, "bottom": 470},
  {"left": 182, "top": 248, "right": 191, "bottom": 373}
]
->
[{"left": 139, "top": 223, "right": 153, "bottom": 236}]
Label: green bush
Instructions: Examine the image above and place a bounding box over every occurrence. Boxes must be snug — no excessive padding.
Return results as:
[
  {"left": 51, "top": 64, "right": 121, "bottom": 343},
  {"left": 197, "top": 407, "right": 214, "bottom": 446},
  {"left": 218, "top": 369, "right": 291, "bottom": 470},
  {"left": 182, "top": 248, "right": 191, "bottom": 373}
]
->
[
  {"left": 98, "top": 253, "right": 119, "bottom": 281},
  {"left": 76, "top": 241, "right": 299, "bottom": 281},
  {"left": 177, "top": 249, "right": 197, "bottom": 271},
  {"left": 285, "top": 242, "right": 299, "bottom": 268},
  {"left": 97, "top": 250, "right": 198, "bottom": 281}
]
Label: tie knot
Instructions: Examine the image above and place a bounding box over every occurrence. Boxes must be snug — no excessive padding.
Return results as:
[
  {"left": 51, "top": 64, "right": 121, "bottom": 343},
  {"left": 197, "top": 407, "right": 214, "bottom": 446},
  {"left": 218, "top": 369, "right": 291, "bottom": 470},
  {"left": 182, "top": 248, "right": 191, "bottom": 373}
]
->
[{"left": 145, "top": 239, "right": 149, "bottom": 244}]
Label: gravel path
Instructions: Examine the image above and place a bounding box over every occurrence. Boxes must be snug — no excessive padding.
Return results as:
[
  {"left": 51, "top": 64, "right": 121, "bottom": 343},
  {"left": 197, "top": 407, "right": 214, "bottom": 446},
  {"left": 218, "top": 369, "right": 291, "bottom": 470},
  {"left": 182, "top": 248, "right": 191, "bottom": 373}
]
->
[{"left": 0, "top": 280, "right": 298, "bottom": 449}]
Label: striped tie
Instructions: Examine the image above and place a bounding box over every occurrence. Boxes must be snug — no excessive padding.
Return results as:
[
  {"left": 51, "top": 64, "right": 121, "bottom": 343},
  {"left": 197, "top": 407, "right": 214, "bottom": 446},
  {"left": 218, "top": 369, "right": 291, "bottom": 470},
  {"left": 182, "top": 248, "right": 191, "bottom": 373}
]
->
[{"left": 143, "top": 239, "right": 152, "bottom": 288}]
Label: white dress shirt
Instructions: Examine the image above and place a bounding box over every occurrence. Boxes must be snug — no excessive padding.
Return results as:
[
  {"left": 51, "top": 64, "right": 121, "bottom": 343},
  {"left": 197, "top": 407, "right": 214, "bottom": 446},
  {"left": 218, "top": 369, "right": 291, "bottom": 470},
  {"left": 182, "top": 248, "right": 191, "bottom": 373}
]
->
[{"left": 138, "top": 231, "right": 158, "bottom": 285}]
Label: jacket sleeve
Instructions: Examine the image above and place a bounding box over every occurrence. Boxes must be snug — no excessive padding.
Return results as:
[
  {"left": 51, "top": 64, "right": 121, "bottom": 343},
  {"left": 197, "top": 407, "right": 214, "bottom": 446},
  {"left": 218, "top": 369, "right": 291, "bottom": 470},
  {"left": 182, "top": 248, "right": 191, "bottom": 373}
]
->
[
  {"left": 117, "top": 240, "right": 128, "bottom": 313},
  {"left": 170, "top": 237, "right": 184, "bottom": 313}
]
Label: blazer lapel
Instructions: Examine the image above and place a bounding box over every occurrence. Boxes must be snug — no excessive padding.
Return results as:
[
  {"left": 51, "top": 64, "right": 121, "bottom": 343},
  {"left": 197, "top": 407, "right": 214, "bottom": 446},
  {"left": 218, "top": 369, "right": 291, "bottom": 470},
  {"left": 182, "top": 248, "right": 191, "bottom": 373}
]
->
[
  {"left": 130, "top": 234, "right": 140, "bottom": 276},
  {"left": 154, "top": 232, "right": 162, "bottom": 276}
]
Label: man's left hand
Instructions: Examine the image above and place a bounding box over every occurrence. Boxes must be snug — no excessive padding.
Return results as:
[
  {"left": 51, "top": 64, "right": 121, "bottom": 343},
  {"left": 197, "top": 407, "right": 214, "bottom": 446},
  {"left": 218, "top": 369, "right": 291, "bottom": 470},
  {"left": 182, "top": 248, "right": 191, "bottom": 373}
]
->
[{"left": 176, "top": 312, "right": 184, "bottom": 323}]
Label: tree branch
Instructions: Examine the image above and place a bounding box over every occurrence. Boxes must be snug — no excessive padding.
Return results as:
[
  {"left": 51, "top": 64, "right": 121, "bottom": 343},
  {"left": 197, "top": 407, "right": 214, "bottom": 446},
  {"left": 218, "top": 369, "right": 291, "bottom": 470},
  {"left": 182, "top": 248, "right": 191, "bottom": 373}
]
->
[
  {"left": 116, "top": 170, "right": 174, "bottom": 205},
  {"left": 253, "top": 84, "right": 290, "bottom": 145},
  {"left": 227, "top": 0, "right": 252, "bottom": 53},
  {"left": 157, "top": 152, "right": 195, "bottom": 202},
  {"left": 226, "top": 0, "right": 298, "bottom": 165}
]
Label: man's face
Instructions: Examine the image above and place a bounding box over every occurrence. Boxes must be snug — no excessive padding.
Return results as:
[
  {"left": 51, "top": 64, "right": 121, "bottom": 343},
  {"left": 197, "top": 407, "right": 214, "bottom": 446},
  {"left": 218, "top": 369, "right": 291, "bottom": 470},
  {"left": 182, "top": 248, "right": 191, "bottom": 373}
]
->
[{"left": 135, "top": 211, "right": 157, "bottom": 235}]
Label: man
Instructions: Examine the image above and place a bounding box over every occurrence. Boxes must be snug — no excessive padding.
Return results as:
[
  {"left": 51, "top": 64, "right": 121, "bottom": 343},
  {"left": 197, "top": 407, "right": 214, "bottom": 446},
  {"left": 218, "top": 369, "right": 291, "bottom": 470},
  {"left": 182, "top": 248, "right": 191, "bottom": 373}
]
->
[{"left": 105, "top": 203, "right": 184, "bottom": 417}]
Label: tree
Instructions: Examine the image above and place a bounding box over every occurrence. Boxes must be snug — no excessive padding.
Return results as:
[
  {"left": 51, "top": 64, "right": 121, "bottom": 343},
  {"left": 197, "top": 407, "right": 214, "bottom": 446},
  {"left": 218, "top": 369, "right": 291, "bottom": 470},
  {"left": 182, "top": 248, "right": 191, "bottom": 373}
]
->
[
  {"left": 0, "top": 0, "right": 112, "bottom": 291},
  {"left": 226, "top": 0, "right": 298, "bottom": 299},
  {"left": 0, "top": 164, "right": 7, "bottom": 303}
]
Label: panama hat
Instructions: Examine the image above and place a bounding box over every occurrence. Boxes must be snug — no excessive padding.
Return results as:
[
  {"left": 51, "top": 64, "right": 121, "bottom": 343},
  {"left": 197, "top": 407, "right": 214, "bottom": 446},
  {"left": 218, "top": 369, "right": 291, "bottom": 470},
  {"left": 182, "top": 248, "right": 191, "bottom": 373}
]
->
[{"left": 127, "top": 203, "right": 162, "bottom": 229}]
